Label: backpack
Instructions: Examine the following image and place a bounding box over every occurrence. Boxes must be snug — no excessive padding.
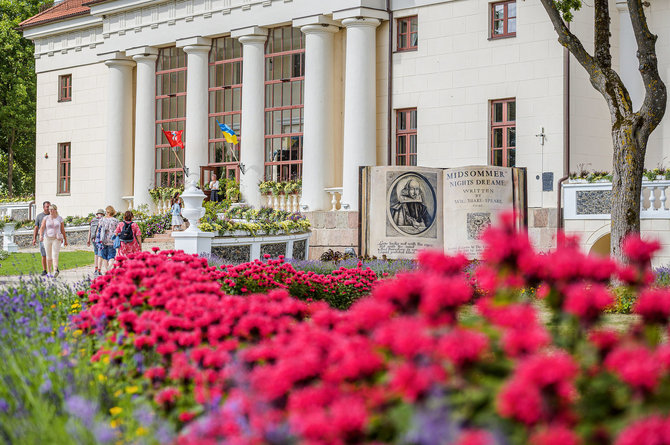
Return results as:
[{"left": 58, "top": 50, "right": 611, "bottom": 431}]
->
[{"left": 119, "top": 221, "right": 135, "bottom": 243}]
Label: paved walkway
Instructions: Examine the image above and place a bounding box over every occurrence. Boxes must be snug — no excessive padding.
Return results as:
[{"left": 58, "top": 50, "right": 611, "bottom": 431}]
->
[{"left": 0, "top": 264, "right": 96, "bottom": 289}]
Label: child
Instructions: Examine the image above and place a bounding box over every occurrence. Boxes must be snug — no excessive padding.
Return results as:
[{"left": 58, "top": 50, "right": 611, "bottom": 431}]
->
[
  {"left": 171, "top": 193, "right": 184, "bottom": 231},
  {"left": 87, "top": 209, "right": 105, "bottom": 277}
]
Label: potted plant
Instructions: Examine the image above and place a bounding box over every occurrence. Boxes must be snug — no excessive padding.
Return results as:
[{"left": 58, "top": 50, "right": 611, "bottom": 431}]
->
[{"left": 226, "top": 180, "right": 241, "bottom": 202}]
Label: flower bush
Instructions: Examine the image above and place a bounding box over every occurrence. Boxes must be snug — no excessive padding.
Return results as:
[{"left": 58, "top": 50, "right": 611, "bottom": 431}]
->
[
  {"left": 136, "top": 213, "right": 172, "bottom": 241},
  {"left": 71, "top": 214, "right": 670, "bottom": 444},
  {"left": 199, "top": 203, "right": 311, "bottom": 236}
]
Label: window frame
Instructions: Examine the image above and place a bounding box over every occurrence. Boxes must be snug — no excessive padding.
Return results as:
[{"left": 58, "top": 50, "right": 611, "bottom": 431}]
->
[
  {"left": 155, "top": 47, "right": 187, "bottom": 188},
  {"left": 263, "top": 26, "right": 305, "bottom": 182},
  {"left": 490, "top": 98, "right": 516, "bottom": 168},
  {"left": 57, "top": 142, "right": 71, "bottom": 195},
  {"left": 208, "top": 37, "right": 243, "bottom": 176},
  {"left": 396, "top": 16, "right": 418, "bottom": 52},
  {"left": 58, "top": 74, "right": 72, "bottom": 102},
  {"left": 490, "top": 0, "right": 517, "bottom": 39},
  {"left": 395, "top": 108, "right": 418, "bottom": 166}
]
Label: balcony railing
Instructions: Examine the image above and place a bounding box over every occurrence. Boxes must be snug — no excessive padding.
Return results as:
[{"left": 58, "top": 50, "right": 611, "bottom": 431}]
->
[{"left": 563, "top": 180, "right": 670, "bottom": 220}]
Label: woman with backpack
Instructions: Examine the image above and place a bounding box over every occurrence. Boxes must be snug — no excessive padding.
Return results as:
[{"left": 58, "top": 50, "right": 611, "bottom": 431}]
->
[
  {"left": 114, "top": 211, "right": 142, "bottom": 256},
  {"left": 96, "top": 206, "right": 119, "bottom": 274}
]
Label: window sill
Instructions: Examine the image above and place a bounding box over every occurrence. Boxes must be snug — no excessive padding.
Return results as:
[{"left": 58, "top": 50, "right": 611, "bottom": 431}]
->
[
  {"left": 488, "top": 34, "right": 516, "bottom": 41},
  {"left": 394, "top": 48, "right": 418, "bottom": 54},
  {"left": 56, "top": 193, "right": 71, "bottom": 196},
  {"left": 57, "top": 99, "right": 72, "bottom": 103}
]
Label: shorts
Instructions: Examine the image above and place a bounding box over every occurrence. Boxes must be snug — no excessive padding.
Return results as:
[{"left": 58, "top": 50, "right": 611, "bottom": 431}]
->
[
  {"left": 100, "top": 245, "right": 117, "bottom": 261},
  {"left": 39, "top": 242, "right": 46, "bottom": 257},
  {"left": 93, "top": 243, "right": 100, "bottom": 256}
]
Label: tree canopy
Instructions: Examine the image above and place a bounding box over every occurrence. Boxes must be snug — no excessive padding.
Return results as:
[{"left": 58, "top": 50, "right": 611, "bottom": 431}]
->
[{"left": 0, "top": 0, "right": 48, "bottom": 197}]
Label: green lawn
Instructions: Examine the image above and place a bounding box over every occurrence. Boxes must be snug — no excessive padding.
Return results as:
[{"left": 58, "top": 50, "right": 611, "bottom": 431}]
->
[{"left": 0, "top": 251, "right": 94, "bottom": 276}]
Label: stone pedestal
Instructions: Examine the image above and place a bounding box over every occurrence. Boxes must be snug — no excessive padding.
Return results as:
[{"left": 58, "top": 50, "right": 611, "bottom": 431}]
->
[
  {"left": 173, "top": 230, "right": 215, "bottom": 255},
  {"left": 303, "top": 210, "right": 359, "bottom": 259},
  {"left": 3, "top": 223, "right": 18, "bottom": 253}
]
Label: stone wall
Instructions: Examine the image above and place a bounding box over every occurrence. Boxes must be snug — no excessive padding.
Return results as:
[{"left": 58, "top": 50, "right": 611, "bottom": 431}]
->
[
  {"left": 528, "top": 207, "right": 558, "bottom": 253},
  {"left": 304, "top": 210, "right": 359, "bottom": 260},
  {"left": 12, "top": 226, "right": 90, "bottom": 248}
]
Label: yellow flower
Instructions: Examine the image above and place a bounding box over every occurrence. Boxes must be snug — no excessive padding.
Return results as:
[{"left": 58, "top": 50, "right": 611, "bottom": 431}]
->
[
  {"left": 102, "top": 355, "right": 110, "bottom": 365},
  {"left": 135, "top": 427, "right": 147, "bottom": 436},
  {"left": 110, "top": 419, "right": 120, "bottom": 428},
  {"left": 109, "top": 406, "right": 122, "bottom": 416},
  {"left": 125, "top": 386, "right": 139, "bottom": 394},
  {"left": 114, "top": 390, "right": 122, "bottom": 397},
  {"left": 97, "top": 374, "right": 107, "bottom": 383},
  {"left": 72, "top": 330, "right": 82, "bottom": 338}
]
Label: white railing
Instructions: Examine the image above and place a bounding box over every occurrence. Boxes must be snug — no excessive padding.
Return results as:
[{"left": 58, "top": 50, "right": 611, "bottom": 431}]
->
[
  {"left": 263, "top": 194, "right": 301, "bottom": 212},
  {"left": 323, "top": 187, "right": 344, "bottom": 211},
  {"left": 563, "top": 180, "right": 670, "bottom": 219},
  {"left": 0, "top": 201, "right": 34, "bottom": 220}
]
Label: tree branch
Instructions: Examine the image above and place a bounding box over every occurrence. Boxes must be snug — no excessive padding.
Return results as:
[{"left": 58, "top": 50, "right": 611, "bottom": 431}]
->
[
  {"left": 628, "top": 0, "right": 667, "bottom": 134},
  {"left": 594, "top": 0, "right": 612, "bottom": 68}
]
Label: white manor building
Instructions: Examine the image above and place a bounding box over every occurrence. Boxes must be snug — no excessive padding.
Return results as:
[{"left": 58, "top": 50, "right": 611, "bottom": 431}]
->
[{"left": 19, "top": 0, "right": 670, "bottom": 262}]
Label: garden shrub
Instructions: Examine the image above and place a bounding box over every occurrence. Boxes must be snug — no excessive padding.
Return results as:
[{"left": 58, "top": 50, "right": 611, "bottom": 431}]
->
[{"left": 73, "top": 213, "right": 670, "bottom": 444}]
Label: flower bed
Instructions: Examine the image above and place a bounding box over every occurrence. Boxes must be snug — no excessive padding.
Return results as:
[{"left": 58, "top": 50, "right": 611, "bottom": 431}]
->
[
  {"left": 66, "top": 214, "right": 670, "bottom": 444},
  {"left": 198, "top": 203, "right": 310, "bottom": 237}
]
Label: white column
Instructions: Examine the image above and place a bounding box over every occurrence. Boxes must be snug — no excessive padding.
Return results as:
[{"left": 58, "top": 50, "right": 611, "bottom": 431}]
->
[
  {"left": 104, "top": 55, "right": 134, "bottom": 211},
  {"left": 340, "top": 17, "right": 380, "bottom": 211},
  {"left": 233, "top": 27, "right": 268, "bottom": 208},
  {"left": 616, "top": 0, "right": 644, "bottom": 110},
  {"left": 129, "top": 47, "right": 158, "bottom": 212},
  {"left": 178, "top": 37, "right": 211, "bottom": 183},
  {"left": 299, "top": 20, "right": 339, "bottom": 212}
]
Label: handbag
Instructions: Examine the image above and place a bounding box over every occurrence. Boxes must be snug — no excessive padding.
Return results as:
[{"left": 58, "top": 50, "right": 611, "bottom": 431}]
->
[{"left": 113, "top": 234, "right": 121, "bottom": 249}]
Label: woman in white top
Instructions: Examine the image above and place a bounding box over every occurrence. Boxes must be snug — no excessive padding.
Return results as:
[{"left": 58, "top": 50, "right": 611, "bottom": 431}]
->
[
  {"left": 209, "top": 173, "right": 220, "bottom": 203},
  {"left": 39, "top": 204, "right": 68, "bottom": 278}
]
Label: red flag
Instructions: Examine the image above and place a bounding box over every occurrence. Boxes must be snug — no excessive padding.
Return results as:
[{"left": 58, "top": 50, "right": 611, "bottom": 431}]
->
[{"left": 162, "top": 129, "right": 184, "bottom": 149}]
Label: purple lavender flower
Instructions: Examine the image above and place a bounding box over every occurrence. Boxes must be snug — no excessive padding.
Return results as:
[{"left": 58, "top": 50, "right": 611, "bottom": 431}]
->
[
  {"left": 65, "top": 395, "right": 97, "bottom": 428},
  {"left": 93, "top": 421, "right": 117, "bottom": 444},
  {"left": 0, "top": 398, "right": 9, "bottom": 413}
]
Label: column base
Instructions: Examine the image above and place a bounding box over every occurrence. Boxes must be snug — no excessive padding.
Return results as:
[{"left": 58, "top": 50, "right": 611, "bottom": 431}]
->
[{"left": 172, "top": 231, "right": 215, "bottom": 255}]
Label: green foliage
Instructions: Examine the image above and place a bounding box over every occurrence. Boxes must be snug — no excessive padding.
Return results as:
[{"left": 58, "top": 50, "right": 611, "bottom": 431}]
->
[
  {"left": 149, "top": 186, "right": 184, "bottom": 204},
  {"left": 0, "top": 194, "right": 33, "bottom": 203},
  {"left": 606, "top": 286, "right": 637, "bottom": 314},
  {"left": 553, "top": 0, "right": 582, "bottom": 21},
  {"left": 258, "top": 180, "right": 302, "bottom": 196},
  {"left": 199, "top": 203, "right": 311, "bottom": 236},
  {"left": 0, "top": 0, "right": 47, "bottom": 196}
]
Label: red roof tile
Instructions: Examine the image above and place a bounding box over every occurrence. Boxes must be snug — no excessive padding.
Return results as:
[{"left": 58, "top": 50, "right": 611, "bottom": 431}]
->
[{"left": 19, "top": 0, "right": 91, "bottom": 29}]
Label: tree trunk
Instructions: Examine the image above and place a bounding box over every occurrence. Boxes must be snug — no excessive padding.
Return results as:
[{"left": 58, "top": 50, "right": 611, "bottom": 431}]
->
[
  {"left": 7, "top": 128, "right": 15, "bottom": 197},
  {"left": 610, "top": 122, "right": 645, "bottom": 260}
]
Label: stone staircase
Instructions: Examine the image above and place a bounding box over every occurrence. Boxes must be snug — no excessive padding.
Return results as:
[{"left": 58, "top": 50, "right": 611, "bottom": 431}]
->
[{"left": 142, "top": 230, "right": 176, "bottom": 252}]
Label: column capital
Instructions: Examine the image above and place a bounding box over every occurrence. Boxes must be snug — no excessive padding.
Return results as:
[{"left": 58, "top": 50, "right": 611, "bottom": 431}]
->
[
  {"left": 333, "top": 7, "right": 388, "bottom": 22},
  {"left": 300, "top": 24, "right": 340, "bottom": 35},
  {"left": 237, "top": 34, "right": 268, "bottom": 45},
  {"left": 99, "top": 50, "right": 134, "bottom": 67},
  {"left": 176, "top": 36, "right": 212, "bottom": 49},
  {"left": 615, "top": 0, "right": 628, "bottom": 11},
  {"left": 232, "top": 25, "right": 268, "bottom": 39},
  {"left": 127, "top": 46, "right": 159, "bottom": 58},
  {"left": 293, "top": 14, "right": 340, "bottom": 29},
  {"left": 341, "top": 17, "right": 381, "bottom": 29},
  {"left": 104, "top": 58, "right": 135, "bottom": 68}
]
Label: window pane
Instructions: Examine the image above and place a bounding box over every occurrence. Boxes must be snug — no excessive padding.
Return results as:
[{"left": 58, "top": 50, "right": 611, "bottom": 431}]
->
[
  {"left": 492, "top": 150, "right": 503, "bottom": 166},
  {"left": 410, "top": 110, "right": 417, "bottom": 129},
  {"left": 494, "top": 5, "right": 504, "bottom": 19},
  {"left": 493, "top": 128, "right": 503, "bottom": 148},
  {"left": 493, "top": 102, "right": 503, "bottom": 122},
  {"left": 508, "top": 18, "right": 516, "bottom": 33},
  {"left": 398, "top": 112, "right": 406, "bottom": 130},
  {"left": 411, "top": 33, "right": 418, "bottom": 47},
  {"left": 508, "top": 2, "right": 516, "bottom": 17},
  {"left": 507, "top": 149, "right": 516, "bottom": 167},
  {"left": 409, "top": 155, "right": 417, "bottom": 166},
  {"left": 411, "top": 17, "right": 418, "bottom": 32},
  {"left": 398, "top": 136, "right": 406, "bottom": 154},
  {"left": 399, "top": 19, "right": 408, "bottom": 34},
  {"left": 507, "top": 101, "right": 516, "bottom": 121},
  {"left": 493, "top": 20, "right": 504, "bottom": 35},
  {"left": 410, "top": 134, "right": 417, "bottom": 154},
  {"left": 508, "top": 127, "right": 516, "bottom": 147}
]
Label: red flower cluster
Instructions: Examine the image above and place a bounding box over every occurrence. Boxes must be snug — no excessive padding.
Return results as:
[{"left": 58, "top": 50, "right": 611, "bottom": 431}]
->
[{"left": 72, "top": 214, "right": 670, "bottom": 445}]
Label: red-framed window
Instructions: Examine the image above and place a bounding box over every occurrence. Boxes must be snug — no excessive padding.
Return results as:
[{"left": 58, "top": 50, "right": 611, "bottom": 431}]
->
[
  {"left": 57, "top": 142, "right": 71, "bottom": 195},
  {"left": 491, "top": 1, "right": 516, "bottom": 38},
  {"left": 58, "top": 74, "right": 72, "bottom": 102},
  {"left": 264, "top": 26, "right": 305, "bottom": 182},
  {"left": 396, "top": 109, "right": 417, "bottom": 166},
  {"left": 490, "top": 99, "right": 516, "bottom": 167},
  {"left": 397, "top": 16, "right": 418, "bottom": 51},
  {"left": 207, "top": 37, "right": 243, "bottom": 183},
  {"left": 155, "top": 47, "right": 187, "bottom": 187}
]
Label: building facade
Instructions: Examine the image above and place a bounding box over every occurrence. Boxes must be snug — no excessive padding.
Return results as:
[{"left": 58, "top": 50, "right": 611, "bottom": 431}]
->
[{"left": 20, "top": 0, "right": 670, "bottom": 262}]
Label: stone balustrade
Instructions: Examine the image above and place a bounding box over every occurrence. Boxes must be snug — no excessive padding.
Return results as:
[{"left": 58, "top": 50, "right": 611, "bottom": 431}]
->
[
  {"left": 0, "top": 202, "right": 34, "bottom": 221},
  {"left": 563, "top": 180, "right": 670, "bottom": 219},
  {"left": 210, "top": 231, "right": 310, "bottom": 264},
  {"left": 262, "top": 194, "right": 302, "bottom": 212}
]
